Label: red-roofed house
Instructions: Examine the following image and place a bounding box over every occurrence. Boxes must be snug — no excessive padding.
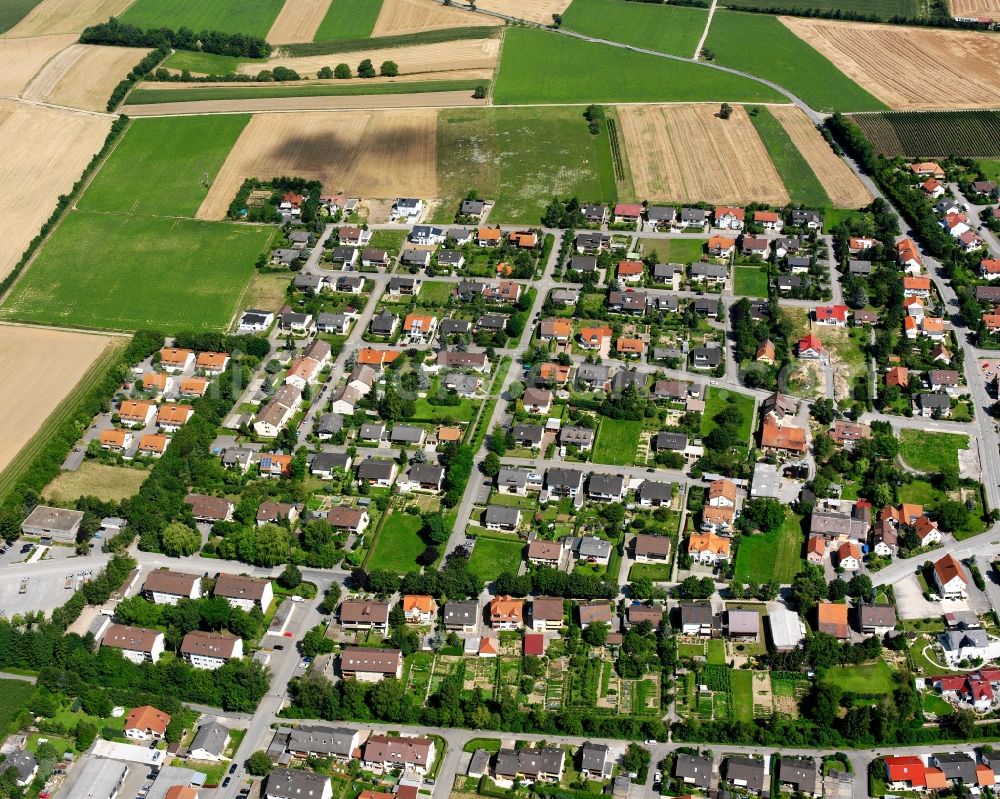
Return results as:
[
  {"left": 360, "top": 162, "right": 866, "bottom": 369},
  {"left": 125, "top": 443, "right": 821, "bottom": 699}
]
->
[
  {"left": 884, "top": 756, "right": 927, "bottom": 790},
  {"left": 617, "top": 260, "right": 645, "bottom": 283},
  {"left": 798, "top": 333, "right": 824, "bottom": 359},
  {"left": 903, "top": 276, "right": 932, "bottom": 298},
  {"left": 934, "top": 554, "right": 968, "bottom": 600},
  {"left": 613, "top": 203, "right": 643, "bottom": 224},
  {"left": 753, "top": 210, "right": 782, "bottom": 231},
  {"left": 524, "top": 632, "right": 546, "bottom": 656},
  {"left": 981, "top": 259, "right": 1000, "bottom": 280},
  {"left": 815, "top": 305, "right": 848, "bottom": 326}
]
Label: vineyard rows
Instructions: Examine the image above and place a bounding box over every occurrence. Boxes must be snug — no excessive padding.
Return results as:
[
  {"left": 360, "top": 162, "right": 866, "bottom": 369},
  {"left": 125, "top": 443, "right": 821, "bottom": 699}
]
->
[{"left": 851, "top": 111, "right": 1000, "bottom": 159}]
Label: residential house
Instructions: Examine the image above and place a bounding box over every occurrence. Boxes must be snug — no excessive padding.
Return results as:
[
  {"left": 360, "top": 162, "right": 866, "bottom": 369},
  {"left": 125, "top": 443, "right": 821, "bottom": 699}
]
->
[
  {"left": 484, "top": 504, "right": 521, "bottom": 532},
  {"left": 675, "top": 754, "right": 712, "bottom": 790},
  {"left": 103, "top": 625, "right": 165, "bottom": 665},
  {"left": 934, "top": 553, "right": 968, "bottom": 599},
  {"left": 402, "top": 595, "right": 438, "bottom": 625},
  {"left": 688, "top": 531, "right": 730, "bottom": 563},
  {"left": 327, "top": 506, "right": 369, "bottom": 535},
  {"left": 816, "top": 602, "right": 849, "bottom": 639},
  {"left": 180, "top": 631, "right": 243, "bottom": 670},
  {"left": 443, "top": 600, "right": 480, "bottom": 633},
  {"left": 490, "top": 596, "right": 524, "bottom": 630},
  {"left": 144, "top": 570, "right": 202, "bottom": 605},
  {"left": 340, "top": 648, "right": 403, "bottom": 681},
  {"left": 214, "top": 574, "right": 273, "bottom": 612},
  {"left": 124, "top": 705, "right": 170, "bottom": 740},
  {"left": 637, "top": 480, "right": 673, "bottom": 508},
  {"left": 530, "top": 597, "right": 564, "bottom": 632}
]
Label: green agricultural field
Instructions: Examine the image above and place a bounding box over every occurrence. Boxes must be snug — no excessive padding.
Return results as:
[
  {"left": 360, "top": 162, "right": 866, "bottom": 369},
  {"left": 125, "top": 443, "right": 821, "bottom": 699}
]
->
[
  {"left": 731, "top": 669, "right": 754, "bottom": 722},
  {"left": 468, "top": 536, "right": 525, "bottom": 583},
  {"left": 851, "top": 110, "right": 1000, "bottom": 158},
  {"left": 436, "top": 106, "right": 617, "bottom": 224},
  {"left": 593, "top": 418, "right": 643, "bottom": 465},
  {"left": 0, "top": 211, "right": 272, "bottom": 332},
  {"left": 823, "top": 659, "right": 895, "bottom": 694},
  {"left": 120, "top": 0, "right": 284, "bottom": 36},
  {"left": 704, "top": 11, "right": 886, "bottom": 113},
  {"left": 899, "top": 430, "right": 968, "bottom": 473},
  {"left": 128, "top": 80, "right": 481, "bottom": 105},
  {"left": 78, "top": 115, "right": 250, "bottom": 218},
  {"left": 561, "top": 0, "right": 707, "bottom": 57},
  {"left": 0, "top": 679, "right": 35, "bottom": 735},
  {"left": 313, "top": 0, "right": 384, "bottom": 41},
  {"left": 724, "top": 0, "right": 919, "bottom": 17},
  {"left": 492, "top": 28, "right": 784, "bottom": 105},
  {"left": 980, "top": 160, "right": 1000, "bottom": 181},
  {"left": 734, "top": 266, "right": 769, "bottom": 298},
  {"left": 748, "top": 106, "right": 830, "bottom": 207},
  {"left": 733, "top": 512, "right": 805, "bottom": 583},
  {"left": 368, "top": 512, "right": 426, "bottom": 573},
  {"left": 0, "top": 0, "right": 41, "bottom": 33},
  {"left": 701, "top": 387, "right": 755, "bottom": 446},
  {"left": 162, "top": 51, "right": 261, "bottom": 75}
]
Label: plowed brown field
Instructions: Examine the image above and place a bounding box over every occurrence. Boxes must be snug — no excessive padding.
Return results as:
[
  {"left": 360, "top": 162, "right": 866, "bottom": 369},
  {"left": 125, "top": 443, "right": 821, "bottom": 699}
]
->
[
  {"left": 0, "top": 34, "right": 76, "bottom": 96},
  {"left": 949, "top": 0, "right": 1000, "bottom": 18},
  {"left": 2, "top": 0, "right": 134, "bottom": 37},
  {"left": 0, "top": 325, "right": 118, "bottom": 476},
  {"left": 780, "top": 17, "right": 1000, "bottom": 110},
  {"left": 617, "top": 103, "right": 789, "bottom": 205},
  {"left": 371, "top": 0, "right": 501, "bottom": 35},
  {"left": 197, "top": 109, "right": 438, "bottom": 218},
  {"left": 769, "top": 105, "right": 872, "bottom": 208},
  {"left": 245, "top": 37, "right": 500, "bottom": 78},
  {"left": 474, "top": 0, "right": 571, "bottom": 24},
  {"left": 22, "top": 44, "right": 149, "bottom": 112},
  {"left": 0, "top": 100, "right": 111, "bottom": 279},
  {"left": 266, "top": 0, "right": 332, "bottom": 43}
]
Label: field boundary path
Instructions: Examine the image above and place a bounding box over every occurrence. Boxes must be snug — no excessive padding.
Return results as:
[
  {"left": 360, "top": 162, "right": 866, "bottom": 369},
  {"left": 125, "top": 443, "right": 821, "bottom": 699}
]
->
[{"left": 693, "top": 0, "right": 718, "bottom": 60}]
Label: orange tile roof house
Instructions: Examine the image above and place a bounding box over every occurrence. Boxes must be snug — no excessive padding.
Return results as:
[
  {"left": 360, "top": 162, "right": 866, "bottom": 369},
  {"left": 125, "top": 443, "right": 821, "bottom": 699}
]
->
[
  {"left": 509, "top": 231, "right": 538, "bottom": 248},
  {"left": 99, "top": 428, "right": 132, "bottom": 452},
  {"left": 797, "top": 333, "right": 824, "bottom": 359},
  {"left": 357, "top": 348, "right": 402, "bottom": 368},
  {"left": 579, "top": 326, "right": 612, "bottom": 349},
  {"left": 687, "top": 532, "right": 730, "bottom": 564},
  {"left": 701, "top": 504, "right": 735, "bottom": 532},
  {"left": 402, "top": 595, "right": 438, "bottom": 624},
  {"left": 885, "top": 366, "right": 909, "bottom": 388},
  {"left": 708, "top": 478, "right": 737, "bottom": 506},
  {"left": 755, "top": 339, "right": 776, "bottom": 364},
  {"left": 195, "top": 351, "right": 229, "bottom": 374},
  {"left": 714, "top": 206, "right": 745, "bottom": 229},
  {"left": 933, "top": 553, "right": 968, "bottom": 599},
  {"left": 897, "top": 239, "right": 923, "bottom": 268},
  {"left": 138, "top": 434, "right": 169, "bottom": 457},
  {"left": 616, "top": 337, "right": 645, "bottom": 355},
  {"left": 159, "top": 347, "right": 195, "bottom": 372},
  {"left": 180, "top": 377, "right": 208, "bottom": 397},
  {"left": 910, "top": 161, "right": 945, "bottom": 178},
  {"left": 125, "top": 705, "right": 171, "bottom": 740},
  {"left": 476, "top": 227, "right": 502, "bottom": 246},
  {"left": 156, "top": 403, "right": 194, "bottom": 431},
  {"left": 539, "top": 318, "right": 572, "bottom": 342},
  {"left": 617, "top": 260, "right": 645, "bottom": 282},
  {"left": 403, "top": 314, "right": 437, "bottom": 342},
  {"left": 760, "top": 417, "right": 807, "bottom": 454},
  {"left": 707, "top": 234, "right": 736, "bottom": 257},
  {"left": 119, "top": 400, "right": 156, "bottom": 427},
  {"left": 539, "top": 362, "right": 572, "bottom": 384},
  {"left": 816, "top": 602, "right": 849, "bottom": 639},
  {"left": 142, "top": 372, "right": 169, "bottom": 393},
  {"left": 490, "top": 595, "right": 524, "bottom": 630}
]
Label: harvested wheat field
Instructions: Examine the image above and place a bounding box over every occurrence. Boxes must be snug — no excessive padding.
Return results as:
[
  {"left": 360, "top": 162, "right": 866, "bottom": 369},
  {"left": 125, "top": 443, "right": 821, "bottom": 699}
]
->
[
  {"left": 0, "top": 325, "right": 118, "bottom": 475},
  {"left": 267, "top": 0, "right": 332, "bottom": 43},
  {"left": 0, "top": 34, "right": 77, "bottom": 96},
  {"left": 372, "top": 0, "right": 501, "bottom": 36},
  {"left": 769, "top": 105, "right": 872, "bottom": 208},
  {"left": 22, "top": 44, "right": 150, "bottom": 112},
  {"left": 247, "top": 37, "right": 500, "bottom": 78},
  {"left": 0, "top": 101, "right": 111, "bottom": 279},
  {"left": 474, "top": 0, "right": 571, "bottom": 24},
  {"left": 198, "top": 109, "right": 437, "bottom": 218},
  {"left": 781, "top": 17, "right": 1000, "bottom": 110},
  {"left": 618, "top": 104, "right": 789, "bottom": 205},
  {"left": 950, "top": 0, "right": 1000, "bottom": 18},
  {"left": 3, "top": 0, "right": 134, "bottom": 37}
]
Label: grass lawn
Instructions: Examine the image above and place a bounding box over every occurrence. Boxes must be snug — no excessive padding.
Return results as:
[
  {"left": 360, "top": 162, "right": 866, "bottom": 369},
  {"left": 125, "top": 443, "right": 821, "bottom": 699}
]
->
[
  {"left": 162, "top": 51, "right": 263, "bottom": 75},
  {"left": 367, "top": 512, "right": 426, "bottom": 573},
  {"left": 706, "top": 639, "right": 726, "bottom": 666},
  {"left": 899, "top": 429, "right": 968, "bottom": 473},
  {"left": 243, "top": 270, "right": 291, "bottom": 313},
  {"left": 561, "top": 0, "right": 707, "bottom": 56},
  {"left": 79, "top": 115, "right": 250, "bottom": 218},
  {"left": 593, "top": 418, "right": 643, "bottom": 465},
  {"left": 923, "top": 692, "right": 954, "bottom": 716},
  {"left": 724, "top": 0, "right": 918, "bottom": 17},
  {"left": 418, "top": 280, "right": 457, "bottom": 304},
  {"left": 436, "top": 106, "right": 618, "bottom": 224},
  {"left": 45, "top": 463, "right": 148, "bottom": 504},
  {"left": 704, "top": 11, "right": 886, "bottom": 113},
  {"left": 0, "top": 0, "right": 41, "bottom": 33},
  {"left": 701, "top": 387, "right": 755, "bottom": 447},
  {"left": 733, "top": 266, "right": 769, "bottom": 298},
  {"left": 979, "top": 160, "right": 1000, "bottom": 182},
  {"left": 733, "top": 512, "right": 805, "bottom": 583},
  {"left": 748, "top": 106, "right": 830, "bottom": 207},
  {"left": 629, "top": 562, "right": 673, "bottom": 581},
  {"left": 823, "top": 659, "right": 894, "bottom": 694},
  {"left": 120, "top": 0, "right": 284, "bottom": 36},
  {"left": 313, "top": 0, "right": 385, "bottom": 41},
  {"left": 0, "top": 679, "right": 35, "bottom": 735},
  {"left": 463, "top": 737, "right": 503, "bottom": 753},
  {"left": 493, "top": 28, "right": 784, "bottom": 105},
  {"left": 0, "top": 211, "right": 273, "bottom": 332},
  {"left": 897, "top": 480, "right": 986, "bottom": 539},
  {"left": 468, "top": 535, "right": 525, "bottom": 583},
  {"left": 731, "top": 669, "right": 754, "bottom": 722},
  {"left": 412, "top": 397, "right": 477, "bottom": 423}
]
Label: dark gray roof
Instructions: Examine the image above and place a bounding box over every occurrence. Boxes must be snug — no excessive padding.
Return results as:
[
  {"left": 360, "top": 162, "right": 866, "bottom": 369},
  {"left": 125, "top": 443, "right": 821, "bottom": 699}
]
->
[
  {"left": 638, "top": 481, "right": 673, "bottom": 502},
  {"left": 287, "top": 725, "right": 356, "bottom": 757},
  {"left": 725, "top": 757, "right": 765, "bottom": 792},
  {"left": 359, "top": 423, "right": 385, "bottom": 440},
  {"left": 190, "top": 721, "right": 230, "bottom": 757},
  {"left": 513, "top": 424, "right": 544, "bottom": 444},
  {"left": 266, "top": 768, "right": 330, "bottom": 799},
  {"left": 848, "top": 259, "right": 872, "bottom": 275},
  {"left": 497, "top": 467, "right": 530, "bottom": 490},
  {"left": 576, "top": 363, "right": 611, "bottom": 384},
  {"left": 311, "top": 451, "right": 350, "bottom": 473},
  {"left": 408, "top": 463, "right": 444, "bottom": 484},
  {"left": 496, "top": 747, "right": 565, "bottom": 778},
  {"left": 692, "top": 346, "right": 722, "bottom": 366},
  {"left": 461, "top": 199, "right": 485, "bottom": 214},
  {"left": 560, "top": 426, "right": 595, "bottom": 446},
  {"left": 919, "top": 392, "right": 951, "bottom": 410},
  {"left": 3, "top": 752, "right": 35, "bottom": 783},
  {"left": 438, "top": 249, "right": 464, "bottom": 265},
  {"left": 691, "top": 262, "right": 727, "bottom": 278},
  {"left": 440, "top": 318, "right": 472, "bottom": 335},
  {"left": 356, "top": 459, "right": 394, "bottom": 480},
  {"left": 859, "top": 604, "right": 896, "bottom": 629},
  {"left": 370, "top": 310, "right": 398, "bottom": 335},
  {"left": 675, "top": 754, "right": 712, "bottom": 788},
  {"left": 570, "top": 255, "right": 598, "bottom": 272},
  {"left": 330, "top": 246, "right": 357, "bottom": 262},
  {"left": 576, "top": 535, "right": 612, "bottom": 558},
  {"left": 935, "top": 753, "right": 978, "bottom": 783},
  {"left": 588, "top": 473, "right": 625, "bottom": 496},
  {"left": 655, "top": 432, "right": 687, "bottom": 451},
  {"left": 646, "top": 206, "right": 675, "bottom": 221},
  {"left": 778, "top": 757, "right": 817, "bottom": 794},
  {"left": 681, "top": 603, "right": 714, "bottom": 626},
  {"left": 484, "top": 505, "right": 521, "bottom": 526},
  {"left": 580, "top": 742, "right": 610, "bottom": 773},
  {"left": 787, "top": 256, "right": 811, "bottom": 268},
  {"left": 547, "top": 468, "right": 583, "bottom": 490},
  {"left": 390, "top": 425, "right": 425, "bottom": 443},
  {"left": 444, "top": 600, "right": 479, "bottom": 625},
  {"left": 680, "top": 208, "right": 708, "bottom": 223},
  {"left": 693, "top": 297, "right": 719, "bottom": 315}
]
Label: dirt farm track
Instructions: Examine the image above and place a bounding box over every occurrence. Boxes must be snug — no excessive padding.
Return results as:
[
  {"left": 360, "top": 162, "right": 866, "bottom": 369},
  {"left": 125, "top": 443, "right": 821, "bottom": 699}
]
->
[{"left": 0, "top": 325, "right": 118, "bottom": 477}]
